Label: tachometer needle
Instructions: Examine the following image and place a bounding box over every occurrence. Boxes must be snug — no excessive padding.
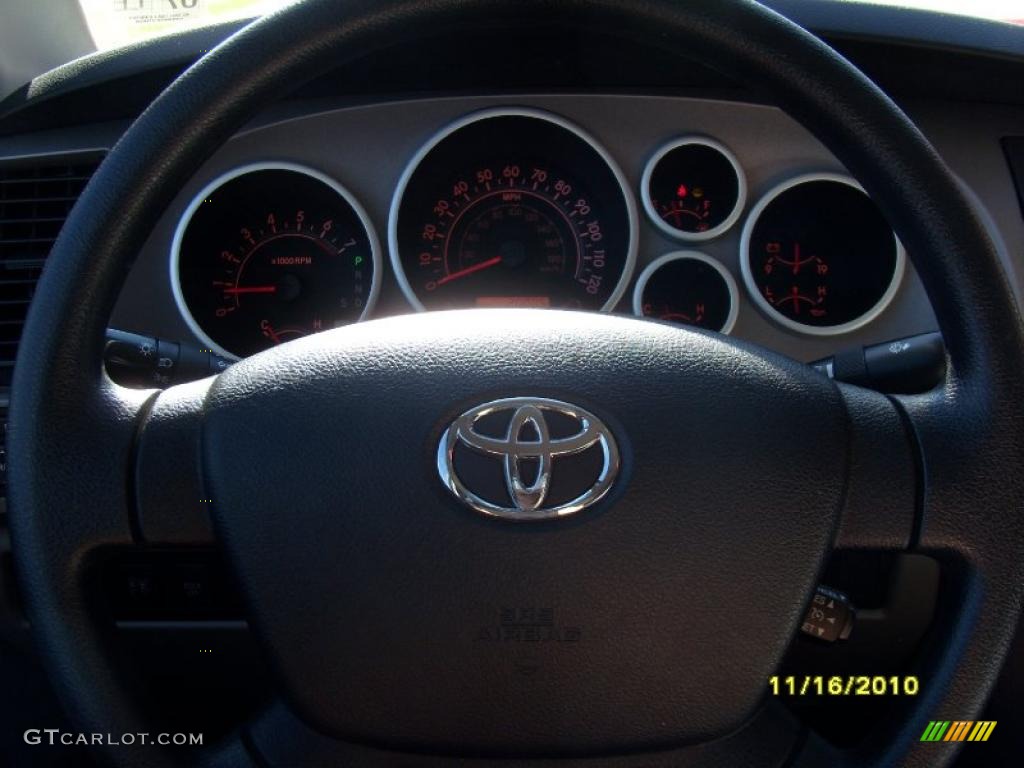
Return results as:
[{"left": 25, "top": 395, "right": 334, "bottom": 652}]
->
[
  {"left": 223, "top": 285, "right": 278, "bottom": 295},
  {"left": 434, "top": 256, "right": 502, "bottom": 286}
]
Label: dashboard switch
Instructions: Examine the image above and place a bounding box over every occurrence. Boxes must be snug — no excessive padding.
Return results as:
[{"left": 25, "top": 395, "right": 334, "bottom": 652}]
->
[
  {"left": 154, "top": 339, "right": 181, "bottom": 387},
  {"left": 105, "top": 328, "right": 234, "bottom": 388},
  {"left": 104, "top": 329, "right": 163, "bottom": 388},
  {"left": 863, "top": 332, "right": 945, "bottom": 394},
  {"left": 105, "top": 329, "right": 157, "bottom": 368},
  {"left": 208, "top": 352, "right": 232, "bottom": 375},
  {"left": 801, "top": 585, "right": 854, "bottom": 642},
  {"left": 811, "top": 331, "right": 945, "bottom": 394}
]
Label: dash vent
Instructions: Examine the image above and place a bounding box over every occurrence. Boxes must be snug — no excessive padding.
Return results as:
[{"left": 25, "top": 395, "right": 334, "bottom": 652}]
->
[{"left": 0, "top": 152, "right": 104, "bottom": 388}]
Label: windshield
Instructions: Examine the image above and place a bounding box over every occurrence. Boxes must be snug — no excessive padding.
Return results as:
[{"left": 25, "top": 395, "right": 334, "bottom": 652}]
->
[
  {"left": 80, "top": 0, "right": 291, "bottom": 51},
  {"left": 79, "top": 0, "right": 1023, "bottom": 51}
]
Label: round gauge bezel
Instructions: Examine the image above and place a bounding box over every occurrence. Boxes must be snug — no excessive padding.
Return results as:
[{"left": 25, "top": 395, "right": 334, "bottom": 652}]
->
[
  {"left": 739, "top": 171, "right": 906, "bottom": 337},
  {"left": 170, "top": 160, "right": 383, "bottom": 360},
  {"left": 632, "top": 250, "right": 739, "bottom": 334},
  {"left": 640, "top": 136, "right": 747, "bottom": 243},
  {"left": 388, "top": 106, "right": 639, "bottom": 313}
]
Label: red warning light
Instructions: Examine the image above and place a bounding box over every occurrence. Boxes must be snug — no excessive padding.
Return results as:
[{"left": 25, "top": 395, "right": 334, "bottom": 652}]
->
[{"left": 676, "top": 184, "right": 689, "bottom": 198}]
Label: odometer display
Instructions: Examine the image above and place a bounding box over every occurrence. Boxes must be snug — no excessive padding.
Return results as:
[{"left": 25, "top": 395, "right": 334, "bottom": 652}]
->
[
  {"left": 173, "top": 163, "right": 379, "bottom": 358},
  {"left": 740, "top": 174, "right": 904, "bottom": 336},
  {"left": 391, "top": 109, "right": 636, "bottom": 311}
]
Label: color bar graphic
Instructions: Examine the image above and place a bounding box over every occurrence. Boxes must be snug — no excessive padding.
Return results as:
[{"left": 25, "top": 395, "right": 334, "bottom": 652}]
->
[{"left": 920, "top": 721, "right": 996, "bottom": 742}]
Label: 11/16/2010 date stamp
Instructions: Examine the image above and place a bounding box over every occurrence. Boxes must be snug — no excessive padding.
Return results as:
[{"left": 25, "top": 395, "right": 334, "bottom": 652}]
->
[{"left": 769, "top": 675, "right": 920, "bottom": 697}]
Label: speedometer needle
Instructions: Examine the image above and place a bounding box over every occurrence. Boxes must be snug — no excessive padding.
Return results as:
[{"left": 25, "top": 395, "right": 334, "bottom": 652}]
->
[
  {"left": 222, "top": 285, "right": 278, "bottom": 295},
  {"left": 434, "top": 256, "right": 502, "bottom": 286}
]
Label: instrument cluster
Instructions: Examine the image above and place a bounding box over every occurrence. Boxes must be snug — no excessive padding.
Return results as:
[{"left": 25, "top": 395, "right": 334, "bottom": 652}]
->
[{"left": 172, "top": 106, "right": 905, "bottom": 359}]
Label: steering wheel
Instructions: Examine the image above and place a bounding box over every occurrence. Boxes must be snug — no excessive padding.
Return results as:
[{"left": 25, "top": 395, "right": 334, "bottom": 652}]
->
[{"left": 9, "top": 0, "right": 1024, "bottom": 766}]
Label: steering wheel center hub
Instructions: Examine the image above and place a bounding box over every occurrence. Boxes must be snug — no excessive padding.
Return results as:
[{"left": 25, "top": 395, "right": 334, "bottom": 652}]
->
[{"left": 201, "top": 310, "right": 845, "bottom": 753}]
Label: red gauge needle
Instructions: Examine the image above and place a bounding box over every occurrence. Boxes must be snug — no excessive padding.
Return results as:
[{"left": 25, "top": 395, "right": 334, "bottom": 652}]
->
[
  {"left": 434, "top": 256, "right": 502, "bottom": 286},
  {"left": 261, "top": 322, "right": 282, "bottom": 344},
  {"left": 223, "top": 285, "right": 278, "bottom": 295}
]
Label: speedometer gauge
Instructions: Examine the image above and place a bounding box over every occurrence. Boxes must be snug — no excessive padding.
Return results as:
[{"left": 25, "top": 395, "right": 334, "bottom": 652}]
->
[
  {"left": 172, "top": 162, "right": 380, "bottom": 359},
  {"left": 390, "top": 108, "right": 637, "bottom": 311}
]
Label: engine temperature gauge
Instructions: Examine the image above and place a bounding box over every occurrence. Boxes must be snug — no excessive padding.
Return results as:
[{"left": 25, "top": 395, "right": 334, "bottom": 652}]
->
[
  {"left": 641, "top": 137, "right": 746, "bottom": 241},
  {"left": 633, "top": 251, "right": 738, "bottom": 333}
]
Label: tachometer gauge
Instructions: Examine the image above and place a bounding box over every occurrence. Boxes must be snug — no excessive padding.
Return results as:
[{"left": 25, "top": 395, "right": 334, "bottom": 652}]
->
[
  {"left": 740, "top": 173, "right": 904, "bottom": 336},
  {"left": 633, "top": 251, "right": 738, "bottom": 333},
  {"left": 641, "top": 137, "right": 746, "bottom": 241},
  {"left": 172, "top": 163, "right": 380, "bottom": 358},
  {"left": 390, "top": 108, "right": 637, "bottom": 311}
]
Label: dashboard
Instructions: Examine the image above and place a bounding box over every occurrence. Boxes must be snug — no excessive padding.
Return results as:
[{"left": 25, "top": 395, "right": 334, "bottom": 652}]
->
[
  {"left": 0, "top": 91, "right": 1020, "bottom": 373},
  {"left": 0, "top": 7, "right": 1020, "bottom": 377},
  {"left": 167, "top": 101, "right": 913, "bottom": 361},
  {"left": 101, "top": 92, "right": 1020, "bottom": 366}
]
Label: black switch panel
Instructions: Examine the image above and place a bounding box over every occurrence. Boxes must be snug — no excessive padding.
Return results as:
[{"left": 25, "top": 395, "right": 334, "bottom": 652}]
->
[{"left": 103, "top": 550, "right": 244, "bottom": 620}]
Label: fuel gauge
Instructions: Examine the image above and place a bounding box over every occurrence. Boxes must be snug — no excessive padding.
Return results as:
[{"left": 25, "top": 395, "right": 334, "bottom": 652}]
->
[
  {"left": 633, "top": 251, "right": 738, "bottom": 333},
  {"left": 642, "top": 137, "right": 746, "bottom": 241}
]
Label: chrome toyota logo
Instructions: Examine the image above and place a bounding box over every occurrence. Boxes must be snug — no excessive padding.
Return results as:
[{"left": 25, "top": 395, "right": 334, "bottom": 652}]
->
[{"left": 437, "top": 397, "right": 620, "bottom": 521}]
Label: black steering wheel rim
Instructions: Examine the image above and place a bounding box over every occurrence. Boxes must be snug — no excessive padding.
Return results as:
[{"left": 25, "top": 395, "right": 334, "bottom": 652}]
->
[{"left": 8, "top": 1, "right": 1024, "bottom": 766}]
